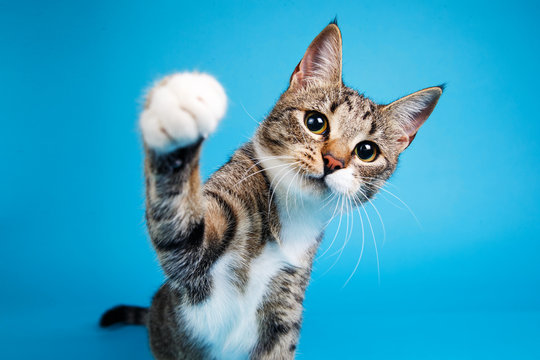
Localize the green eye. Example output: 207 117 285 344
355 141 379 162
304 111 328 135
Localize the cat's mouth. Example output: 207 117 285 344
303 169 358 196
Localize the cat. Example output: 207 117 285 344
100 21 443 360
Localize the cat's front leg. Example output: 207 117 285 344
140 72 227 290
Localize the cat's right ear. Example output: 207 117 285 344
289 23 343 90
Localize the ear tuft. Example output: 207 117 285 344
382 86 443 151
329 16 338 26
289 23 343 90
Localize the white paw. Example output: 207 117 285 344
140 72 227 152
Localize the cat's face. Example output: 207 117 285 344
254 23 442 205
257 85 398 201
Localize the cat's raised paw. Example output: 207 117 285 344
140 72 227 152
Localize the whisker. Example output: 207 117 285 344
257 154 297 160
240 103 261 125
343 194 355 260
356 192 386 246
343 195 365 287
298 171 306 210
285 167 302 220
318 194 344 259
359 193 380 285
235 161 296 187
237 155 295 181
359 178 421 228
357 175 400 190
267 164 300 218
321 192 339 216
322 195 353 275
315 192 341 258
375 187 421 228
321 191 338 210
376 192 408 211
330 194 353 261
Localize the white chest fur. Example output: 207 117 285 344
181 145 328 358
181 211 323 359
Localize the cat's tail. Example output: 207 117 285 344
99 305 148 327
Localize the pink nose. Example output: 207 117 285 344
323 153 344 174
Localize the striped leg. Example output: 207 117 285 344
140 72 227 303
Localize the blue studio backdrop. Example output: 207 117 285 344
1 0 539 359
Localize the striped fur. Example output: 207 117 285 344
101 22 443 359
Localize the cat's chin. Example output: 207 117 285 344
293 170 361 201
324 168 358 195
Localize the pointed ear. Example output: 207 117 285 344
381 86 444 151
289 23 342 90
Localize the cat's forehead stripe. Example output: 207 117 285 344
368 120 378 135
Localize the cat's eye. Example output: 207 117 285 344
304 111 328 135
355 141 379 162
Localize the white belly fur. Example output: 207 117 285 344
181 217 322 359
182 144 328 358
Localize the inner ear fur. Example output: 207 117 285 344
289 24 343 90
381 86 443 151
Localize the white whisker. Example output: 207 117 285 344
238 155 295 180
322 195 352 276
359 178 421 228
376 187 420 228
330 194 353 262
236 161 294 187
356 191 386 246
360 194 380 285
267 163 301 218
285 167 302 220
240 103 262 125
318 194 344 259
342 196 366 287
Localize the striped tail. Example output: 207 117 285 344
99 305 148 327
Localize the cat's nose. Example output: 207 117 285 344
323 153 344 175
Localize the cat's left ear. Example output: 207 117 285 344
381 86 444 152
289 23 342 90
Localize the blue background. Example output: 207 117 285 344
2 0 539 358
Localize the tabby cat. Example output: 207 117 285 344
100 21 443 360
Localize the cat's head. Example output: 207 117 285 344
254 23 442 204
